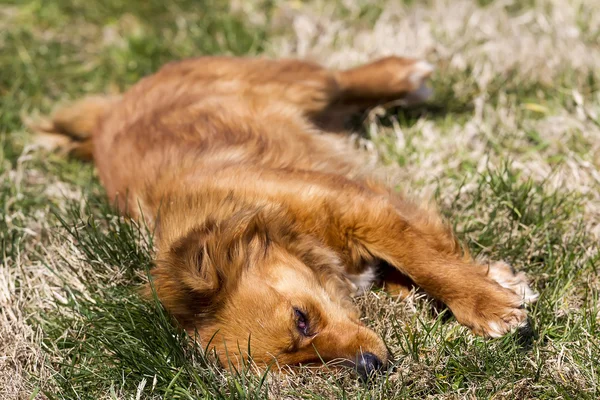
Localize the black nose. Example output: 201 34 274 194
355 352 384 380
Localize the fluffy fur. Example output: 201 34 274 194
35 56 537 375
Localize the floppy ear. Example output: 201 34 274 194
147 211 271 325
149 225 223 323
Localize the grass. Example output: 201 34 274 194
1 0 600 398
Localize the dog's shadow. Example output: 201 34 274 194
356 97 475 137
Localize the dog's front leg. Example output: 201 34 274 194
333 204 537 337
306 180 535 338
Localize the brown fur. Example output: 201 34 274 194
35 56 536 373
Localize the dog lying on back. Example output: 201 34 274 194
36 56 538 378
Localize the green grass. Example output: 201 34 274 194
1 0 599 398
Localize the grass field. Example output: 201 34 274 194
1 0 600 398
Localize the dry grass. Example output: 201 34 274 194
1 0 599 398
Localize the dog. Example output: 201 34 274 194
34 56 538 378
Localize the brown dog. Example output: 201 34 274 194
36 56 538 378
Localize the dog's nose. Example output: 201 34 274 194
355 352 384 379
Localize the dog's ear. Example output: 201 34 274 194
148 226 222 322
147 211 271 324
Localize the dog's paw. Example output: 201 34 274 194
449 263 537 338
400 60 434 105
457 289 530 338
486 261 539 304
407 61 434 89
476 301 530 339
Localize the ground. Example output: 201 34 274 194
1 0 599 398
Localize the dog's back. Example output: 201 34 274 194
94 57 371 215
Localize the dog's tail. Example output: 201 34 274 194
28 95 119 161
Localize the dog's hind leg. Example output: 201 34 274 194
143 56 432 130
28 95 120 160
309 56 434 130
335 56 434 107
264 56 434 115
219 56 433 118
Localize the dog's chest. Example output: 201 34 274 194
347 265 377 295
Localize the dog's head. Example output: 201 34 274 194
150 209 388 377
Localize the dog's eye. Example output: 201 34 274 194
294 308 310 336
